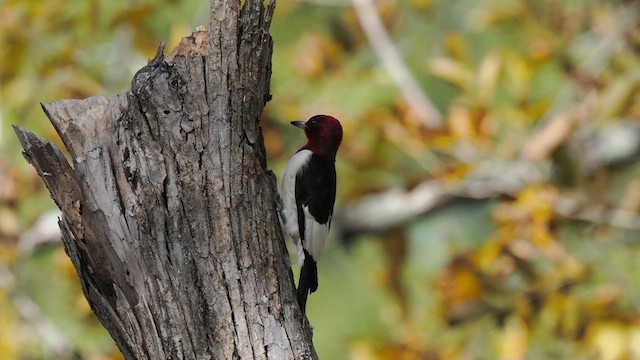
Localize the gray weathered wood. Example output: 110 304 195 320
14 0 318 358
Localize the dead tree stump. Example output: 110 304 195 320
13 0 317 358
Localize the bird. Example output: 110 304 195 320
281 115 343 314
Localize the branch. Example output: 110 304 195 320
334 160 540 237
351 0 442 128
335 138 640 239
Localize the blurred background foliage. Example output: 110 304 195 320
1 0 640 359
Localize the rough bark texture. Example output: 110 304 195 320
14 0 318 358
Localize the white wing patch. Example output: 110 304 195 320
303 206 330 262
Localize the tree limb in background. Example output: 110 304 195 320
351 0 442 129
335 126 640 239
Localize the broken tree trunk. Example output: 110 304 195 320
13 0 318 358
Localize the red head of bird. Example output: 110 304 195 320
291 115 343 160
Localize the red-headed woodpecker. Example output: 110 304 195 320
281 115 343 313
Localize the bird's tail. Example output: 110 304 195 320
297 250 318 314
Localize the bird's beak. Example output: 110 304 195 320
290 121 306 130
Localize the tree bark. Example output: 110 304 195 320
13 0 318 358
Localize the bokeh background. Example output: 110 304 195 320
2 0 640 359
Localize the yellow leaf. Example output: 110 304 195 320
348 340 376 360
597 70 640 120
472 236 504 270
427 57 471 89
516 184 558 225
498 315 528 360
502 52 532 102
586 321 629 360
629 325 640 359
0 242 18 264
476 51 502 105
448 106 474 140
435 255 486 324
443 32 467 61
